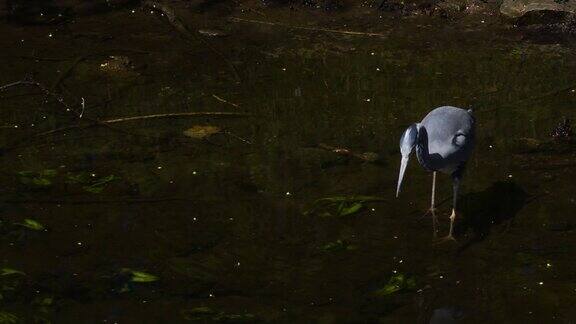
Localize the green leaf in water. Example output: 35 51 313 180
40 297 53 306
338 202 364 216
0 268 25 276
83 185 104 194
39 169 57 177
320 239 355 252
15 219 45 231
17 169 57 188
65 173 91 184
0 312 18 324
121 268 158 282
304 195 384 217
374 273 417 296
83 175 119 193
31 178 52 187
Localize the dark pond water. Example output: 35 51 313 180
1 2 576 323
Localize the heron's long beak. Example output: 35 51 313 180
396 156 409 197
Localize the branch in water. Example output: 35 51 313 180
229 17 389 37
104 112 248 124
37 112 249 136
212 94 241 108
143 0 241 82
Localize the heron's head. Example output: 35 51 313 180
396 123 419 197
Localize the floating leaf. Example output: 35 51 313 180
183 125 221 139
15 219 45 231
339 202 364 216
121 268 158 282
374 273 417 297
0 268 25 276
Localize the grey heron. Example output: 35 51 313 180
396 106 475 241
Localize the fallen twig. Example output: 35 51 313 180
3 196 264 204
144 0 241 82
51 55 89 91
105 112 248 123
3 197 195 204
229 17 389 37
212 94 240 108
0 78 138 137
80 97 86 118
1 79 75 112
223 130 252 144
231 0 266 17
507 84 576 106
3 55 73 62
317 143 380 162
37 112 248 136
0 81 29 91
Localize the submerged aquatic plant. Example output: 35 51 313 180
0 312 18 324
319 239 356 252
181 306 256 322
66 172 119 193
17 169 119 194
0 267 26 305
304 195 385 217
120 268 158 283
81 175 119 193
0 268 25 277
14 219 45 231
17 170 57 188
373 273 417 296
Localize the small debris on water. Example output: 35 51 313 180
183 125 221 139
198 29 229 37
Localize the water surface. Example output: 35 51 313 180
1 4 576 323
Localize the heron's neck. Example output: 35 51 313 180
415 126 435 171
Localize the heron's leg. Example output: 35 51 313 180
424 172 437 214
446 175 461 240
430 172 439 237
431 171 437 211
421 172 439 237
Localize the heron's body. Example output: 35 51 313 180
417 106 475 173
396 106 475 240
